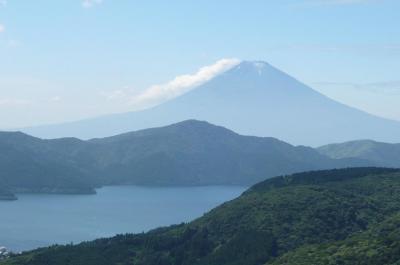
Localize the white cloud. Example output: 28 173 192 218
0 24 5 33
82 0 103 8
129 58 241 109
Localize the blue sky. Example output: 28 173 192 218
0 0 399 128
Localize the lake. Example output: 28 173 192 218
0 186 246 252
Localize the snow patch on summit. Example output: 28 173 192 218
253 62 266 75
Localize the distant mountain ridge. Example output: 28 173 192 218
21 61 400 146
0 120 373 200
0 131 96 198
318 140 400 168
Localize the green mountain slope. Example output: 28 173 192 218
86 120 371 186
0 132 96 199
2 167 400 265
271 213 400 265
0 120 372 199
318 140 400 168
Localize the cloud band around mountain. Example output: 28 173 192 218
128 58 241 109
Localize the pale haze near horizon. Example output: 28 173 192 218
0 0 400 129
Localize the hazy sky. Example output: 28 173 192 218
0 0 399 129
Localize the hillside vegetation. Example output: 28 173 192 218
0 132 96 198
0 120 371 199
319 139 400 168
2 167 400 265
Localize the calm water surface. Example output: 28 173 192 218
0 186 246 252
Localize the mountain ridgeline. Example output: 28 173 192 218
0 120 373 200
3 168 400 265
0 132 95 199
22 61 400 146
318 139 400 168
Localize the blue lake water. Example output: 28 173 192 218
0 186 246 252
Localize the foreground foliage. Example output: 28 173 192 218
271 213 400 265
2 167 400 265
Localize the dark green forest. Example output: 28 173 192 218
3 167 400 265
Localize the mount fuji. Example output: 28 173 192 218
22 61 400 146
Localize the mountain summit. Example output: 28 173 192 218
0 120 372 198
23 61 400 146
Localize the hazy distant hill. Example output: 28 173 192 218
318 140 400 168
0 132 95 199
4 168 400 265
85 120 371 186
0 187 16 201
0 120 372 199
22 61 400 146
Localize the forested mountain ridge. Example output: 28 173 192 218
0 120 373 200
84 120 371 186
319 139 400 168
0 131 96 199
2 167 400 265
271 212 400 265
